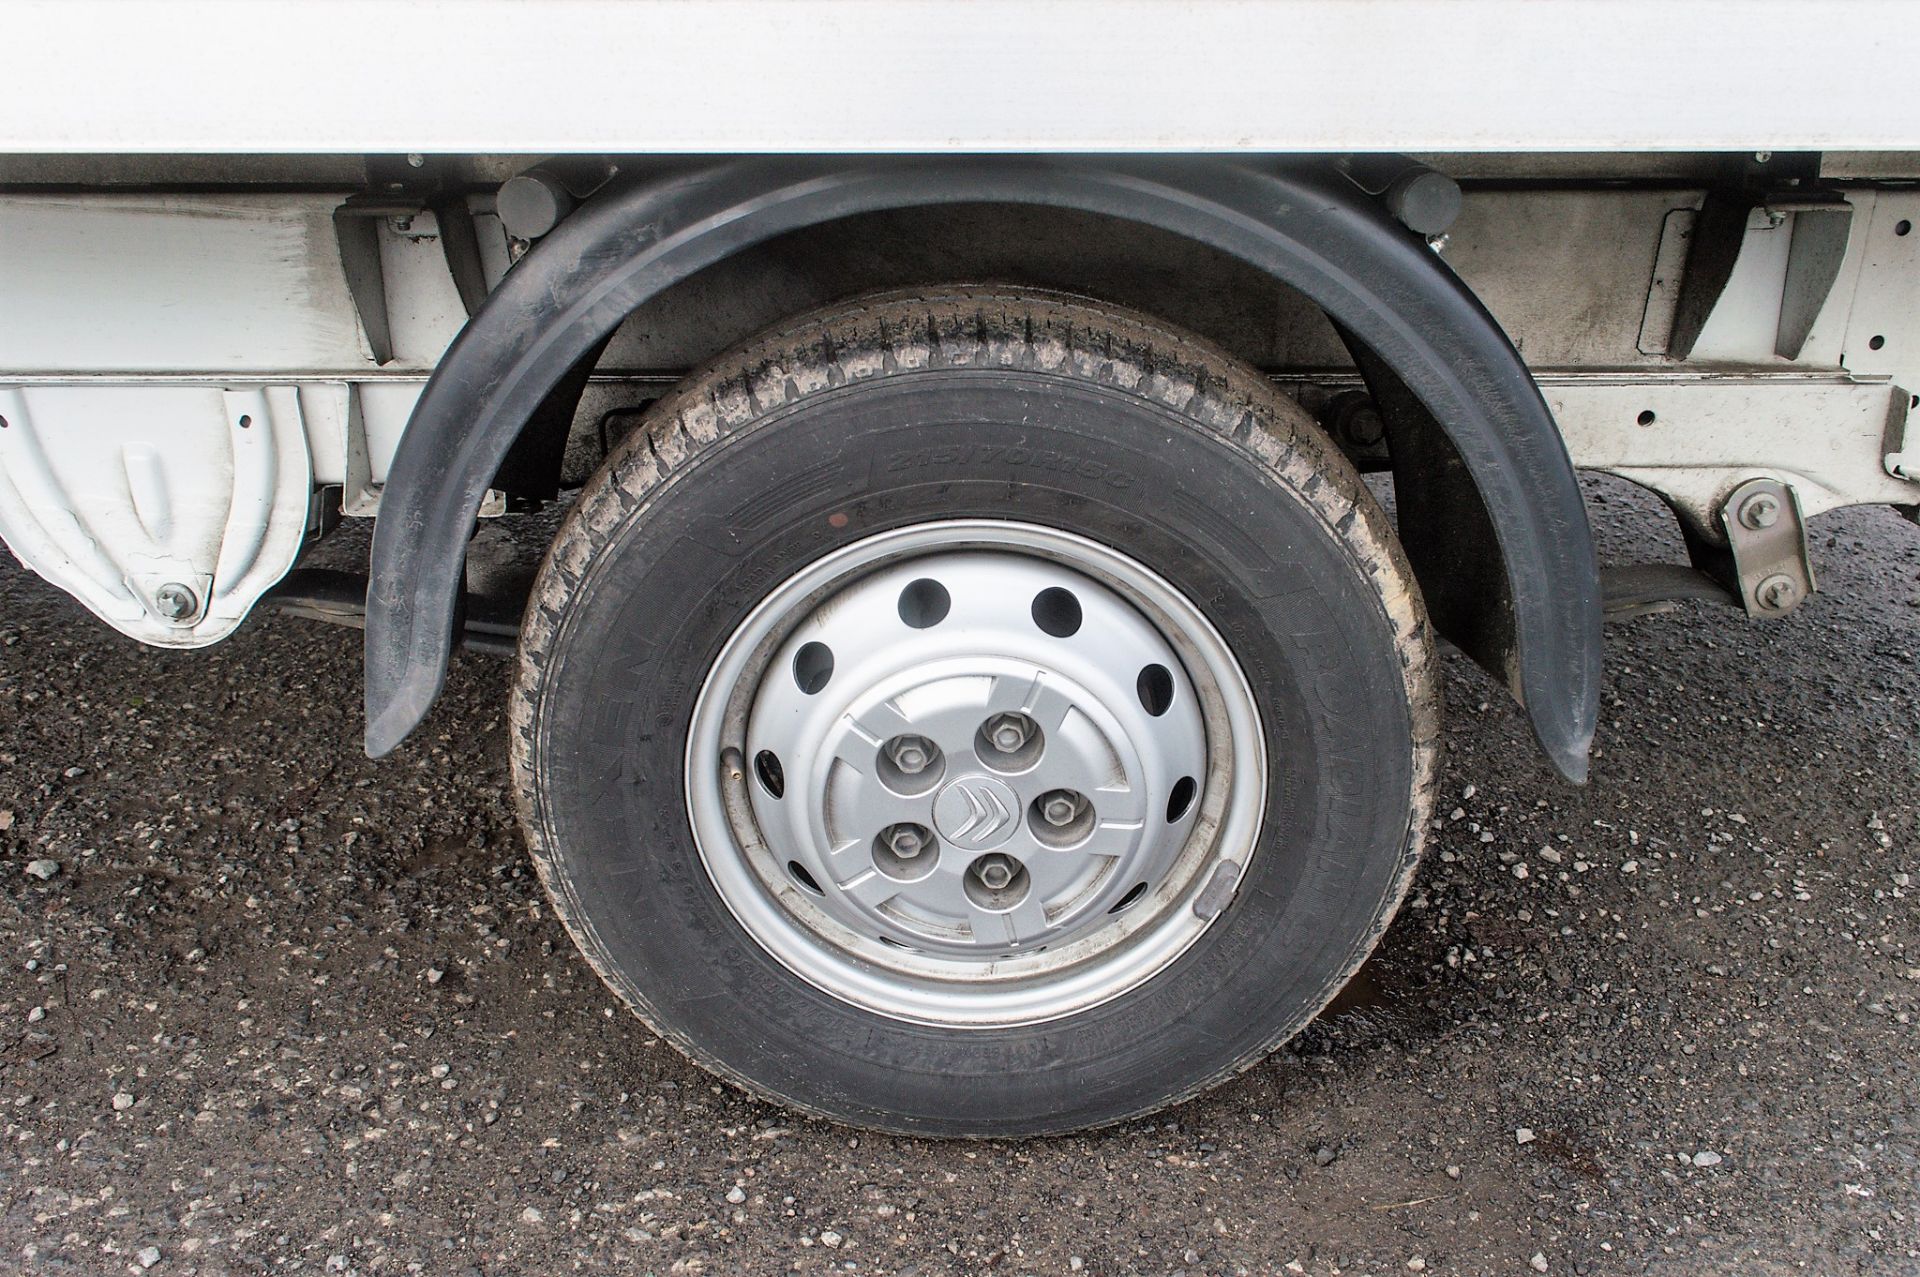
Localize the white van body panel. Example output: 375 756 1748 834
2 0 1919 155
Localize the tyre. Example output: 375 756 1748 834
510 287 1438 1136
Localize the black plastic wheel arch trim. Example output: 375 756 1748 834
363 158 1601 781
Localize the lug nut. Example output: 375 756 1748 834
153 582 199 622
983 712 1034 754
885 735 936 775
972 854 1016 891
1737 492 1781 531
1038 789 1085 827
883 823 929 860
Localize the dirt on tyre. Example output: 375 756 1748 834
510 287 1438 1137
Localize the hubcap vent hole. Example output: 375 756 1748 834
793 642 834 694
897 578 952 628
1137 663 1175 716
787 861 824 895
1109 881 1150 914
1167 775 1197 823
1031 586 1083 637
754 750 786 799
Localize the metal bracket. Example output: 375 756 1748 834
1884 385 1918 482
332 196 420 366
1667 190 1855 362
1717 478 1815 618
1881 382 1920 487
1775 201 1854 359
1668 191 1754 361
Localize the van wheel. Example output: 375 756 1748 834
510 288 1438 1136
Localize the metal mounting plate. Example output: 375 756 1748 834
1718 477 1815 619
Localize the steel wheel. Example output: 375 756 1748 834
686 520 1265 1027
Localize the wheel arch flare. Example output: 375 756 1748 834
364 158 1600 780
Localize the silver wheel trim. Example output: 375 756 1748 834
685 520 1266 1029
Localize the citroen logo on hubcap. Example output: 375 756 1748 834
933 774 1020 850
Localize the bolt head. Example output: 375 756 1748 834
1738 493 1781 530
1345 405 1386 448
153 583 198 622
1756 574 1799 611
887 736 933 775
885 825 926 859
975 856 1014 890
983 712 1032 754
1039 790 1082 827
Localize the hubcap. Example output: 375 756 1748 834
685 521 1266 1027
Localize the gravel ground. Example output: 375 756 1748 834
0 477 1915 1276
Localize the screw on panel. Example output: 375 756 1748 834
153 583 199 622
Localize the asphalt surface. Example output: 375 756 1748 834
0 476 1916 1276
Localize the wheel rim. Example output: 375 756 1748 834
685 520 1266 1028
